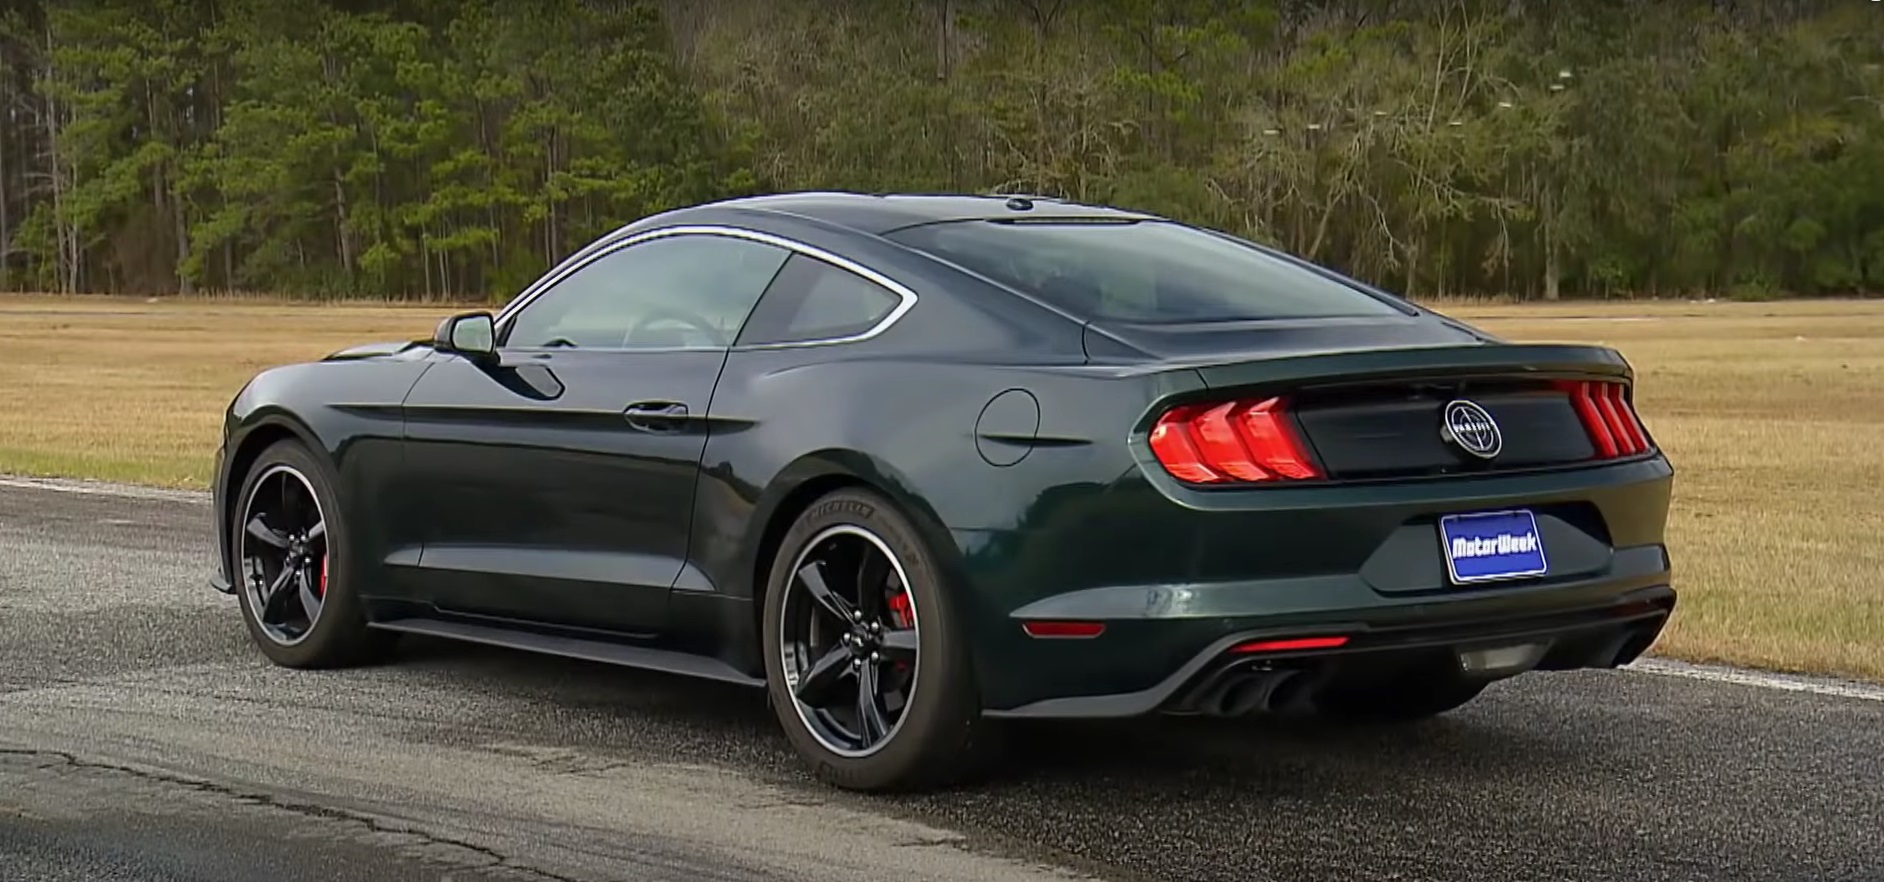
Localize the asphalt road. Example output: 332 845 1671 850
3 480 1881 882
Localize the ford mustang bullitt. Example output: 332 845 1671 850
208 192 1676 791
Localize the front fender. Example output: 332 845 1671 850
210 358 435 599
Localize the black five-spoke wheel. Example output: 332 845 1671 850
238 463 329 646
779 524 922 758
231 439 391 669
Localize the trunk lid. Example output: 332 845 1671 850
1115 319 1640 482
1184 340 1633 392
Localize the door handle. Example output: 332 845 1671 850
623 401 688 433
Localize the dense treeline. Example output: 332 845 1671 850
0 0 1879 301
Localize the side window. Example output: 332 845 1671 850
736 254 906 346
502 234 790 350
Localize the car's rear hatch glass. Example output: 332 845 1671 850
884 217 1414 324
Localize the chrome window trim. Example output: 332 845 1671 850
493 224 919 352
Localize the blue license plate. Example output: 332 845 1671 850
1438 509 1549 584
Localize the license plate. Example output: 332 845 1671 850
1438 509 1549 584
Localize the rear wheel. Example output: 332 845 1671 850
1312 672 1487 723
230 439 390 668
760 488 996 792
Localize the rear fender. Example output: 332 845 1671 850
747 449 959 586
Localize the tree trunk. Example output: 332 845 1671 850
1542 186 1560 301
333 168 352 279
1543 241 1561 301
174 185 193 294
0 87 9 291
45 30 77 294
937 0 955 189
544 126 560 261
1307 193 1342 261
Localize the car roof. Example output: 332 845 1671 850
655 191 1159 236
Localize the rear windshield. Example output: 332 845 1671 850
885 219 1407 324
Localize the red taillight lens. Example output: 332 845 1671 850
1190 401 1272 482
1148 405 1225 483
1606 383 1652 453
1557 380 1652 459
1237 398 1320 479
1148 396 1322 484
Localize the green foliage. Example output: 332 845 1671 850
0 0 1878 300
677 0 1884 301
1 0 739 298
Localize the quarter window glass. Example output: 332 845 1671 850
737 255 903 346
503 234 790 349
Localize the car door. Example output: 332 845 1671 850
680 251 918 610
396 229 792 635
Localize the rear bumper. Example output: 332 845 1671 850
955 452 1675 712
969 539 1674 713
986 583 1674 718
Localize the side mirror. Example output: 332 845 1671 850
434 311 496 362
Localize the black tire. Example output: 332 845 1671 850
1312 673 1487 723
760 488 999 792
229 438 392 669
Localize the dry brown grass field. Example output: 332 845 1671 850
2 293 1880 682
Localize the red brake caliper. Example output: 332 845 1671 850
886 590 914 673
318 554 329 598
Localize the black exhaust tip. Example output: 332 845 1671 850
1206 669 1308 717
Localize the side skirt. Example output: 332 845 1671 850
369 617 767 688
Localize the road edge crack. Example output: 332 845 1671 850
0 746 583 882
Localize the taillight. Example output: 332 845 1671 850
1148 396 1321 484
1557 380 1653 458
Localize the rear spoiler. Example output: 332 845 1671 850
1177 343 1635 391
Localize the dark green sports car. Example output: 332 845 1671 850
208 192 1675 792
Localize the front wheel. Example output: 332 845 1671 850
229 438 391 669
760 488 997 792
